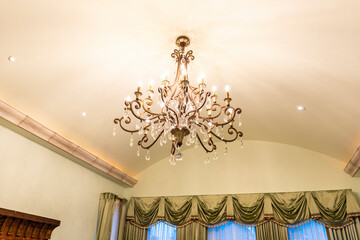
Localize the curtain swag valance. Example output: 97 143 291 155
126 189 360 229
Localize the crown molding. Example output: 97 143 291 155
344 146 360 176
0 99 137 187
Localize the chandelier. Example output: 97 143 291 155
114 36 243 165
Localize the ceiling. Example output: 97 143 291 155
1 0 360 176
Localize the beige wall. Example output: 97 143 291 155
124 140 360 203
0 123 126 240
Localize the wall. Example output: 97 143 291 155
124 140 360 203
0 123 126 240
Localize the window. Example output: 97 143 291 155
288 220 328 240
208 221 256 240
110 199 121 240
147 221 177 240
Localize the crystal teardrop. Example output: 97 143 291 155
145 150 151 161
129 134 134 147
213 151 218 160
136 146 140 157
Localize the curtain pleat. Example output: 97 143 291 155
124 222 147 240
326 218 360 240
176 222 207 240
256 221 289 240
96 193 117 240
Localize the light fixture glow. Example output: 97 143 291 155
297 106 305 111
8 56 16 62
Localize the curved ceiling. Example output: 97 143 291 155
1 0 360 176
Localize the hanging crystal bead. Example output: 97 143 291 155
169 155 176 165
224 143 228 156
136 146 140 157
194 138 199 148
206 98 212 108
240 137 244 149
215 127 220 136
112 126 116 136
213 151 218 160
175 152 183 161
129 134 134 147
204 154 210 164
145 150 151 161
238 114 242 127
220 127 224 140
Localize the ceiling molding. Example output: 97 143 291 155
344 147 360 176
0 99 137 187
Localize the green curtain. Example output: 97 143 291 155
124 222 147 240
117 199 128 240
96 193 117 240
256 221 289 240
326 218 360 240
177 222 207 240
126 189 360 227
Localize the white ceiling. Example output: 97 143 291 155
1 0 360 176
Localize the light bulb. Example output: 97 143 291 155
225 85 230 92
125 96 131 102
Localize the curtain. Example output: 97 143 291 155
117 199 128 240
124 222 147 240
177 222 207 240
256 221 289 240
147 222 177 240
326 218 360 240
96 193 117 240
288 221 327 240
208 222 256 240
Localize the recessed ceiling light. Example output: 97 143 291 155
82 112 87 117
297 106 305 111
8 56 16 62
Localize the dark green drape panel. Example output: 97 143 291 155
326 218 360 240
256 221 289 240
197 195 228 225
233 194 264 224
165 196 192 225
96 193 117 240
270 192 310 224
117 199 128 240
124 222 147 240
176 222 207 240
312 190 349 226
134 197 161 226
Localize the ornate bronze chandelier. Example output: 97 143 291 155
114 36 243 165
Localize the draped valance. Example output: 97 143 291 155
126 189 360 228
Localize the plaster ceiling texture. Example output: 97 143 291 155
1 0 360 176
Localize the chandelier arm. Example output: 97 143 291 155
128 101 147 121
114 117 139 133
138 130 164 150
210 126 243 143
196 133 215 153
212 107 242 126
